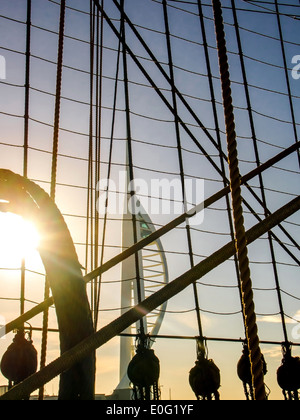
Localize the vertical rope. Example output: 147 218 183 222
274 0 300 169
50 0 66 202
120 0 145 340
212 0 266 400
86 0 95 316
162 0 204 343
94 34 122 330
23 0 31 180
231 0 288 345
196 0 245 334
92 0 104 328
39 0 66 400
20 0 32 324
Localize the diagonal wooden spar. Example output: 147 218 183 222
1 195 299 400
0 141 299 340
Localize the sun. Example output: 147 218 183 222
0 212 40 268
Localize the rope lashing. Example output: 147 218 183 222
212 0 266 400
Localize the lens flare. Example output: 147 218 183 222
0 212 40 267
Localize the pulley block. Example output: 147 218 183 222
127 346 160 388
1 330 38 385
277 344 300 400
189 355 221 400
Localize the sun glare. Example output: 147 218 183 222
0 212 40 267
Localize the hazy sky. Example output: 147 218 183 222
0 0 299 400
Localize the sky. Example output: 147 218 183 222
0 0 299 400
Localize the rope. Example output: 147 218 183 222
120 0 145 339
162 0 204 343
50 0 66 202
23 0 31 180
231 0 288 344
20 0 32 329
94 26 122 330
39 0 66 400
197 0 245 338
87 0 95 325
274 0 300 169
93 0 104 328
212 0 266 400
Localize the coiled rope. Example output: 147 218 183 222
212 0 266 400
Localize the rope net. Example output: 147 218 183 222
0 0 299 399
